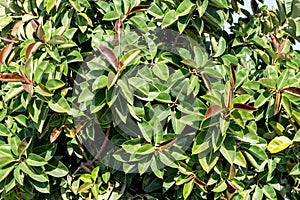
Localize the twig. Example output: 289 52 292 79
91 128 111 163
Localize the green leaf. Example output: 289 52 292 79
276 69 289 89
262 184 277 200
290 162 300 175
26 153 47 167
220 136 236 165
212 180 227 192
49 95 71 113
183 180 194 199
103 11 120 21
45 158 69 178
45 0 55 13
162 10 178 28
233 151 247 168
45 79 65 91
213 36 226 57
194 46 208 68
176 0 195 17
92 75 108 91
0 164 16 182
198 151 219 173
28 178 50 193
0 124 10 136
267 136 292 154
252 186 263 200
293 130 300 142
19 162 48 182
136 144 154 155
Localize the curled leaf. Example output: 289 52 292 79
37 24 46 43
274 91 282 115
233 103 257 112
281 87 300 98
193 177 207 187
276 36 288 61
269 33 280 52
129 5 150 15
22 84 34 95
98 46 118 71
11 21 24 36
0 43 13 64
26 42 42 59
251 0 258 15
30 20 39 32
205 104 223 119
0 73 26 82
74 119 89 136
50 126 63 143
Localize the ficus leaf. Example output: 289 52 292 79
205 104 223 119
233 103 257 112
0 73 26 82
281 87 300 98
274 91 282 115
98 46 118 71
0 43 13 64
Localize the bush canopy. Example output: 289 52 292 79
1 0 300 199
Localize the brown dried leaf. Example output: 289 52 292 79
274 91 282 115
30 20 39 32
228 165 236 180
22 84 34 95
50 126 63 143
129 5 150 15
193 178 207 187
276 36 288 61
0 73 26 82
157 138 178 151
37 24 46 43
227 180 240 191
98 46 118 71
26 42 42 59
281 87 300 98
270 33 280 52
251 0 258 15
0 43 13 64
233 103 257 112
11 21 24 36
74 119 89 136
205 104 223 119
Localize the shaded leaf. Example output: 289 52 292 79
98 46 117 71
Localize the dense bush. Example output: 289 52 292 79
1 0 300 199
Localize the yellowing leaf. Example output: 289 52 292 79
267 136 292 154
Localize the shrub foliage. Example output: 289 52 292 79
1 0 300 199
